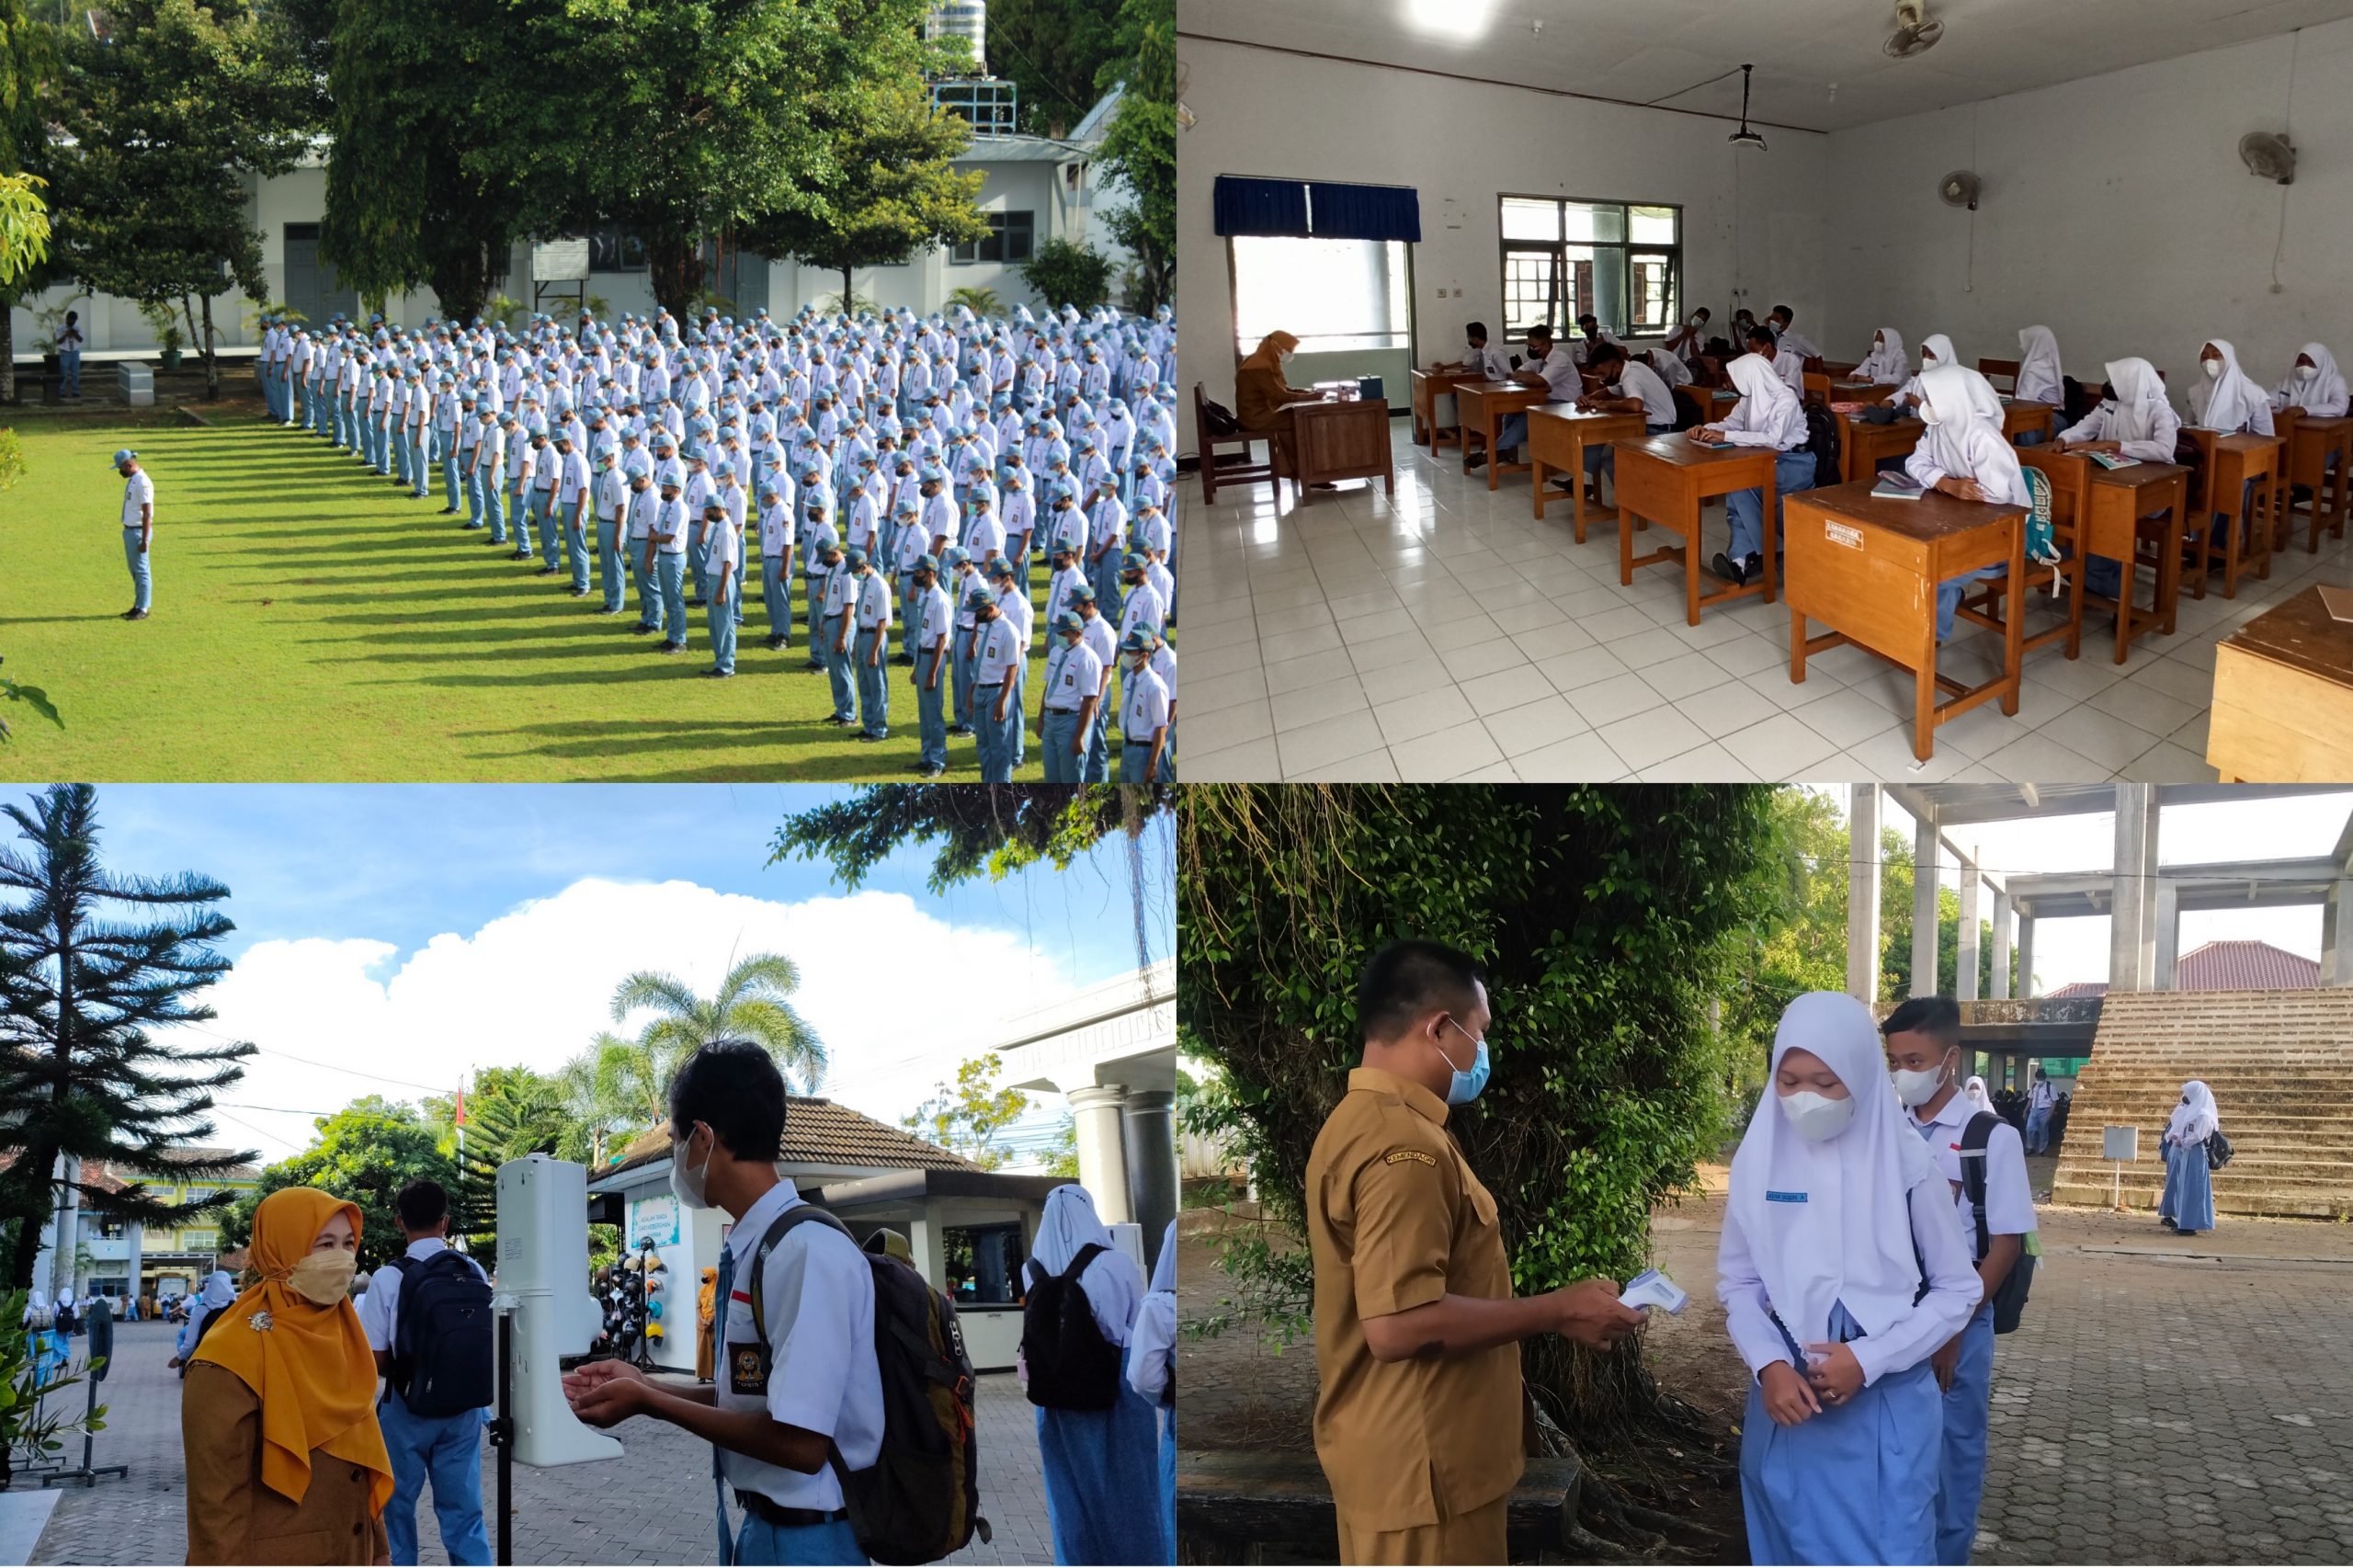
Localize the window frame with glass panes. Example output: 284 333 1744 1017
1496 197 1681 343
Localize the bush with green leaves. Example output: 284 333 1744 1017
1017 238 1115 312
1177 783 1788 1432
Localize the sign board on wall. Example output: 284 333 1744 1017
631 1193 679 1248
531 237 591 283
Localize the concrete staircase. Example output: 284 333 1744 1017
2049 988 2353 1220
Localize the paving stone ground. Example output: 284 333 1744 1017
28 1323 1055 1565
1181 1197 2353 1564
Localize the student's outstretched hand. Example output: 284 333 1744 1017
1802 1342 1865 1406
563 1358 648 1427
1549 1278 1647 1348
1758 1361 1820 1426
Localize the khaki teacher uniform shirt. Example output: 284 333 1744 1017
1306 1066 1522 1534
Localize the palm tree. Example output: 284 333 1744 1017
945 285 1004 317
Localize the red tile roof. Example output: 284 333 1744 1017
608 1096 978 1176
2042 939 2320 998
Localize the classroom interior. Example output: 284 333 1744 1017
1176 0 2353 784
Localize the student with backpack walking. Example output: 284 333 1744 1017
1882 997 2038 1567
1125 1221 1178 1555
358 1179 494 1566
1020 1185 1169 1566
563 1041 890 1566
168 1269 239 1374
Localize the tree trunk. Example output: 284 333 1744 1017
5 1146 53 1289
200 294 219 400
1 299 14 405
840 266 854 314
647 235 703 321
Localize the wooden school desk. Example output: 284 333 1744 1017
2274 410 2352 553
1527 403 1648 535
2177 428 2283 599
1411 368 1477 452
1455 381 1545 491
1837 413 1925 484
2022 450 2190 665
1612 434 1778 626
1783 480 2027 762
2210 587 2353 780
1287 398 1394 506
2000 399 2056 445
1830 379 1894 406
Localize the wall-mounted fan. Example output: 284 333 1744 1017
1886 0 1944 59
1938 170 1981 210
2239 131 2295 185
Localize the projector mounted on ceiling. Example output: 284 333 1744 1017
1885 0 1944 59
2239 131 2296 185
1728 63 1767 151
1938 170 1981 210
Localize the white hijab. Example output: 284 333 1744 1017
2275 342 2349 416
1127 1220 1177 1403
1031 1184 1144 1346
198 1268 237 1311
1962 1076 1993 1115
1917 334 1957 374
1859 328 1909 383
2017 326 2063 398
1916 365 2029 507
2166 1080 2219 1145
1728 352 1806 448
1727 993 1947 1348
2192 339 2268 435
2105 358 2171 446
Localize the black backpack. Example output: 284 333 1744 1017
745 1205 989 1565
388 1249 495 1417
1020 1244 1123 1412
2205 1129 2234 1170
1801 403 1840 485
1959 1112 2035 1334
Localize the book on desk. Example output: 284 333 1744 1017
2088 451 2143 471
1870 472 1926 501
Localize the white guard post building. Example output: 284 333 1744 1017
585 1096 1070 1374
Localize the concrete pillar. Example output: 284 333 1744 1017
1956 853 1982 1002
2017 913 2037 998
906 1211 950 1296
1990 890 2014 1001
125 1221 143 1312
1912 813 1940 997
2140 790 2164 987
1120 1088 1178 1275
2329 881 2353 985
2154 880 2181 990
1068 1085 1133 1225
1847 784 1882 1004
50 1153 80 1302
2109 786 2151 993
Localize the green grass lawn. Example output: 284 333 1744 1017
1 404 1154 780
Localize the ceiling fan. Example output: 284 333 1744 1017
1886 0 1944 59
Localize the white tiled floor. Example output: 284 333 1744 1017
1180 424 2353 782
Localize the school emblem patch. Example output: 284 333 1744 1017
729 1343 764 1394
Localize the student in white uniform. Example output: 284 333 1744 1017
1482 323 1581 469
1894 334 1958 411
2188 338 2276 569
116 449 155 619
1435 322 1512 383
1904 365 2032 643
2013 326 2065 417
564 1040 882 1567
1854 328 1909 385
1766 305 1820 361
1117 628 1171 783
1566 342 1677 504
2271 342 2350 418
1881 997 2036 1568
1746 323 1806 397
1663 306 1712 364
2053 357 2181 604
1699 354 1813 589
1641 347 1693 390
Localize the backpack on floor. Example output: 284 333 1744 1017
1960 1111 2035 1335
1020 1244 1124 1411
389 1249 495 1416
746 1205 989 1565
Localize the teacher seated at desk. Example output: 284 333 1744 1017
1473 322 1582 471
1233 330 1337 486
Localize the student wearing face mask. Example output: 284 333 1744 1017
1854 328 1910 386
1233 331 1328 479
1905 365 2033 642
564 1040 882 1566
2271 342 2350 418
1306 940 1646 1566
2158 1080 2220 1238
1701 352 1814 589
182 1187 395 1565
1663 306 1712 364
1881 997 2036 1568
2187 339 2275 570
1893 333 1957 411
1433 322 1511 383
2053 357 2182 601
1718 993 1982 1568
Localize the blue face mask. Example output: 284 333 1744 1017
1438 1017 1492 1106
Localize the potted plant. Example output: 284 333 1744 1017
142 301 186 372
0 1289 105 1492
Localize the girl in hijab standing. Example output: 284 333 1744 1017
1719 993 1983 1567
1962 1076 1995 1117
1701 352 1814 588
171 1269 240 1373
1856 328 1910 385
1907 365 2033 642
183 1187 393 1565
1026 1185 1169 1566
2159 1081 2220 1237
1126 1221 1178 1553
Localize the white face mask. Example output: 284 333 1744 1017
1892 1050 1953 1108
2296 364 2317 381
669 1125 713 1210
1779 1089 1855 1142
2202 358 2222 380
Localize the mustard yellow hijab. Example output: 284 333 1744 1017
192 1187 393 1513
1239 331 1299 371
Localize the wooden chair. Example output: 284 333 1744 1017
1960 460 2082 659
1802 371 1833 406
1194 381 1279 505
1978 357 2019 393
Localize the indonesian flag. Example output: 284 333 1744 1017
453 1087 467 1127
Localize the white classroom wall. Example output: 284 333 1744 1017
1176 36 1833 411
1821 18 2353 397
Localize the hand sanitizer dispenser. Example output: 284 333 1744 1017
495 1154 623 1467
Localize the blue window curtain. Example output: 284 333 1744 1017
1306 182 1422 243
1213 176 1311 237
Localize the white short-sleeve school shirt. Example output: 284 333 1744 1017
1912 1091 2038 1253
714 1184 883 1512
1122 665 1170 741
121 469 155 529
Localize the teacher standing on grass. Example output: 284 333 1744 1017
1306 939 1646 1566
116 449 153 620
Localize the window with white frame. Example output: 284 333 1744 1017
1229 234 1412 356
1497 197 1681 340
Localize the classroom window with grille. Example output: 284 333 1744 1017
951 210 1036 265
1497 198 1681 340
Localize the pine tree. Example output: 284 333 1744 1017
0 784 256 1290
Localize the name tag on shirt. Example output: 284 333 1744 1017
1766 1190 1808 1204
